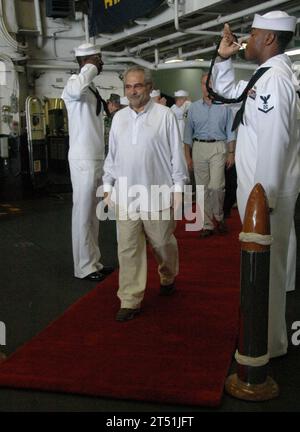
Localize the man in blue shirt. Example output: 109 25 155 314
184 73 236 237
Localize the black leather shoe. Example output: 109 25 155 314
216 220 228 234
160 282 176 296
100 266 114 276
84 271 106 282
115 308 140 322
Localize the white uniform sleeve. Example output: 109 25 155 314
62 64 98 101
168 111 189 190
254 74 294 209
212 58 248 100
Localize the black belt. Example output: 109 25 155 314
194 139 216 143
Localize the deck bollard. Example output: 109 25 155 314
225 183 279 401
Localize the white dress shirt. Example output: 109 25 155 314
103 99 188 212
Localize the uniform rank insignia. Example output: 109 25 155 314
258 94 274 113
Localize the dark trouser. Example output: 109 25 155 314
223 165 237 218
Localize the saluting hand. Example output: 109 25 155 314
218 24 240 59
86 54 103 75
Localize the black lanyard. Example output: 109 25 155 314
206 40 270 131
88 86 104 116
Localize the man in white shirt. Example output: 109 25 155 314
212 11 300 358
103 66 188 322
171 90 191 140
62 43 113 282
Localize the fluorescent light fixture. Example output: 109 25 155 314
164 58 184 63
285 48 300 56
196 58 204 62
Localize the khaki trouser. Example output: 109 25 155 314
117 209 178 309
192 141 226 230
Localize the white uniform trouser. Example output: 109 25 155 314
69 159 104 278
116 209 178 309
286 222 296 292
192 141 226 230
237 184 298 358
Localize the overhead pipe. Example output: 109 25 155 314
101 0 291 57
105 56 256 71
157 4 300 64
174 0 244 37
105 56 154 69
27 63 126 71
156 14 257 56
0 0 28 51
156 60 256 71
34 0 43 48
154 48 159 67
164 45 216 62
52 26 72 58
84 14 90 42
26 57 256 72
102 0 295 71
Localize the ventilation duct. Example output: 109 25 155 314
45 0 75 18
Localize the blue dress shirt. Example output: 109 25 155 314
183 99 235 146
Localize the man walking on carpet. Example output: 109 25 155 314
103 65 188 322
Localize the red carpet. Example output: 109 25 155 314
0 211 241 407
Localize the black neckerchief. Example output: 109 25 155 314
88 86 110 117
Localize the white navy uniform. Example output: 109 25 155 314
170 101 191 140
62 63 105 278
212 54 300 357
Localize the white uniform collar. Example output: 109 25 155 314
257 54 300 93
259 53 292 69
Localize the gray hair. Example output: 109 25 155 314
123 65 153 86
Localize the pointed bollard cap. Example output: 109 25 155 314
241 183 270 252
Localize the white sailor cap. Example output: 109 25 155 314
120 96 129 106
74 43 101 57
252 11 297 33
150 89 161 98
174 90 189 97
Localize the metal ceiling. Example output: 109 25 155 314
95 0 300 71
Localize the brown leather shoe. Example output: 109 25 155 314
200 229 214 238
115 308 140 322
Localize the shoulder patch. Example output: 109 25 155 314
258 94 274 113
